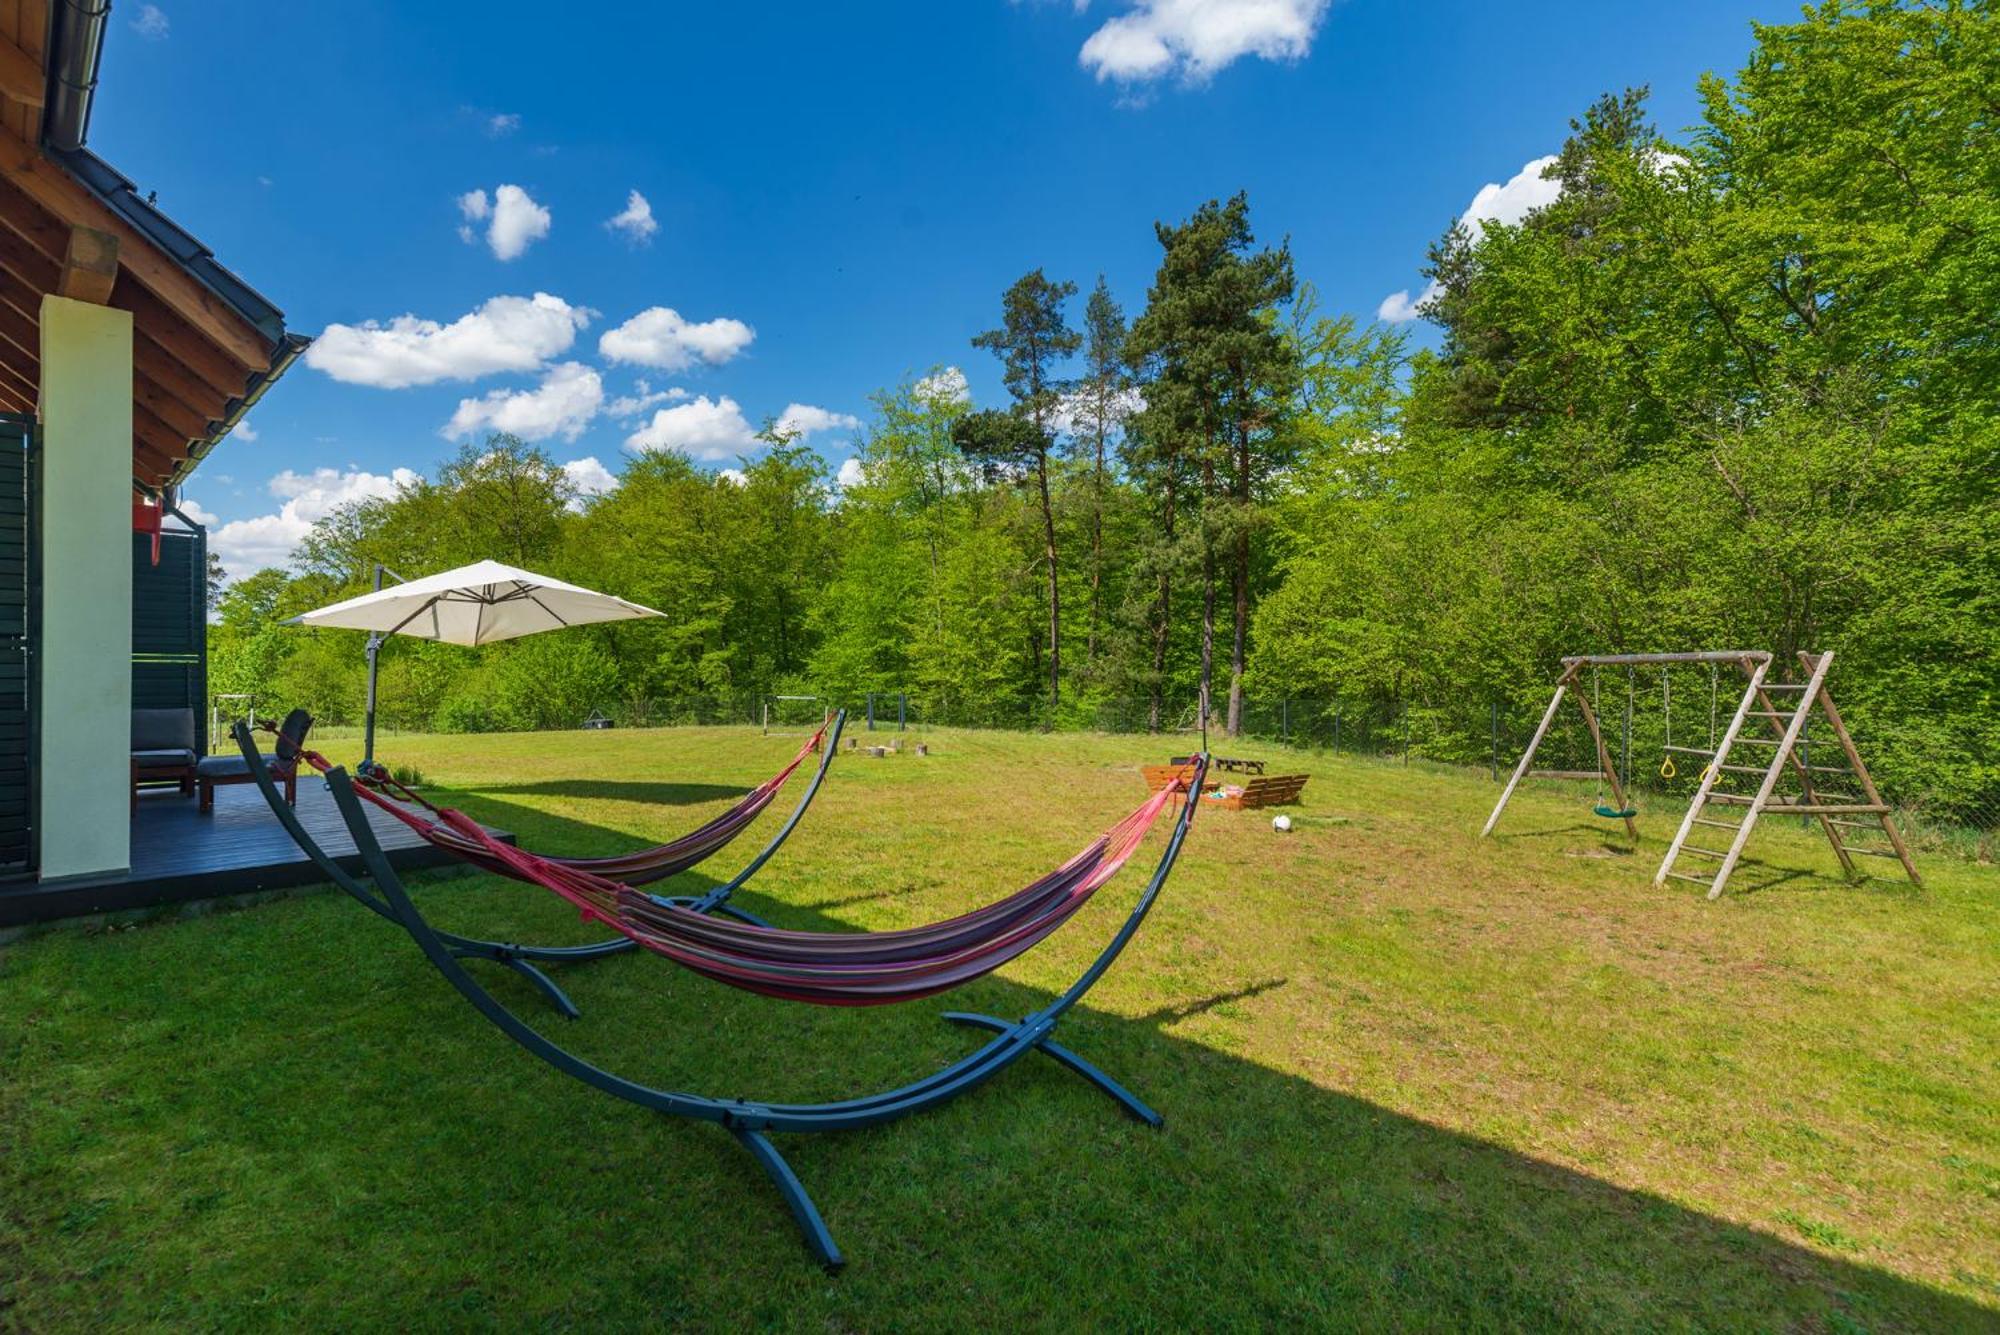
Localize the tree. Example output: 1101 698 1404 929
204 550 226 612
967 269 1080 721
1128 194 1296 736
1073 276 1131 672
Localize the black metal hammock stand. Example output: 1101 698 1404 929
235 722 1207 1269
245 711 848 1020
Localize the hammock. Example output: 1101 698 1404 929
236 722 1208 1269
425 774 1181 1005
296 714 838 888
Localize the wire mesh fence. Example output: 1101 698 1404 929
228 682 1997 863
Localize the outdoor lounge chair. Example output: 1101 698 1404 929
130 707 198 812
196 708 311 813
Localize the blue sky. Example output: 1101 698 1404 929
94 0 1786 578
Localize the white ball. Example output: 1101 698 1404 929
1272 814 1293 833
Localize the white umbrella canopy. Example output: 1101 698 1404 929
286 559 662 646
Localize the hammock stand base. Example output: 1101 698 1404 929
231 714 845 1020
257 736 1202 1270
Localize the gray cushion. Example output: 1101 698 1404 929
132 747 196 769
132 708 197 752
195 755 252 780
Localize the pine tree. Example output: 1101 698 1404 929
963 270 1080 720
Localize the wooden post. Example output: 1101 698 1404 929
1700 651 1837 898
1750 679 1856 878
1481 673 1572 838
1797 652 1920 887
1655 656 1768 886
1571 680 1638 841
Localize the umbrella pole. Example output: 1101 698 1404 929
362 563 386 770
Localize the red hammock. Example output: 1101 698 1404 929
303 720 831 888
415 776 1188 1006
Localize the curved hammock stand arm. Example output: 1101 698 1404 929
229 713 849 1018
320 753 1208 1271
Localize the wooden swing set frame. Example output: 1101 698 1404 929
1482 650 1920 898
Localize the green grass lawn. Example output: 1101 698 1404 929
3 726 1996 1329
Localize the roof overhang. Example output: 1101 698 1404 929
0 1 306 495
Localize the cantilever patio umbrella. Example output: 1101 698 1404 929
286 559 662 767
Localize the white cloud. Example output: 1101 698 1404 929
605 190 659 244
717 468 747 487
444 362 604 442
562 456 620 508
774 403 862 440
599 306 755 371
456 188 490 244
1049 385 1144 436
1459 155 1561 233
305 293 593 388
1378 155 1562 323
456 184 550 259
835 457 865 489
229 417 258 443
131 4 169 39
209 468 418 581
606 379 690 419
624 395 759 461
175 496 218 527
487 112 521 136
915 366 971 405
1079 0 1329 85
490 184 552 260
1376 288 1428 323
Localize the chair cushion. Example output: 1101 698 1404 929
195 755 252 780
132 748 196 769
132 707 197 752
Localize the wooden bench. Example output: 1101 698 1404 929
1207 774 1309 810
1140 764 1309 810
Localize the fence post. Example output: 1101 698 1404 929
898 692 907 730
1333 707 1341 755
1491 699 1499 782
866 692 875 731
1281 698 1289 745
1402 700 1410 766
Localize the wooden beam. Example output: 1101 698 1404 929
133 400 193 465
0 190 58 293
132 328 225 425
132 436 178 486
0 349 35 405
0 35 45 110
0 170 70 266
57 225 118 304
134 368 211 439
0 123 272 370
110 279 251 403
0 285 39 373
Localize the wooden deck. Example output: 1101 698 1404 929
0 780 505 928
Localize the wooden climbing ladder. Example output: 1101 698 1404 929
1654 650 1920 899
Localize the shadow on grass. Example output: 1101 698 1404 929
0 788 1986 1329
468 779 751 806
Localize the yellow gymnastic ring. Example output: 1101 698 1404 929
1659 754 1677 780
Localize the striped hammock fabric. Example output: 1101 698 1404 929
418 777 1189 1006
306 721 830 888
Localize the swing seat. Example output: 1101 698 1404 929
1593 803 1638 820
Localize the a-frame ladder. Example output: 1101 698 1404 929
1654 651 1921 898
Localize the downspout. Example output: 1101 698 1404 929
46 0 112 152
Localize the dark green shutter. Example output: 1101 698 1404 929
0 417 30 877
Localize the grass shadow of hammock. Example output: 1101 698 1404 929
190 790 1988 1329
466 779 752 806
